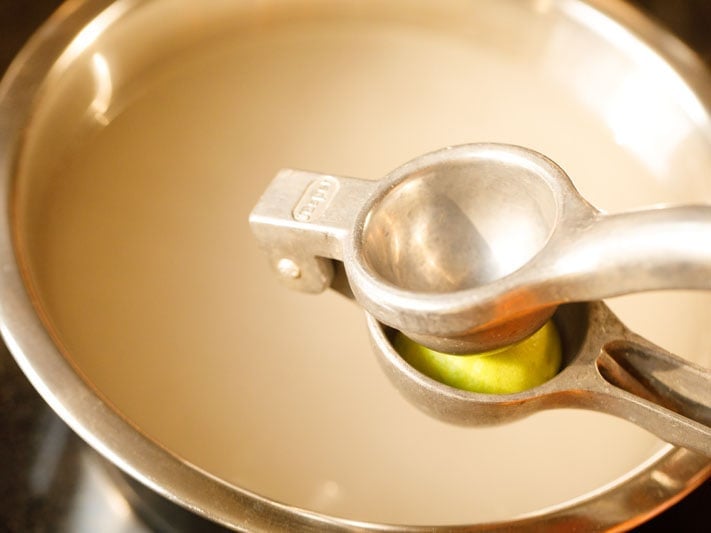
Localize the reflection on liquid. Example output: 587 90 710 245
546 1 709 178
604 72 689 174
91 53 112 126
532 0 555 14
564 1 707 123
55 2 129 73
309 480 343 510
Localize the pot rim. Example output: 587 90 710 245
0 0 709 530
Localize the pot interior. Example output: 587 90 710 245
11 0 711 525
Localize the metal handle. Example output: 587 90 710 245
249 170 377 293
580 337 711 456
539 205 711 301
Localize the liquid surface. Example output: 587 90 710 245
15 0 711 525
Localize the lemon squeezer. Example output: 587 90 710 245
249 143 711 456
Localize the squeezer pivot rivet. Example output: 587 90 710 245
277 258 302 280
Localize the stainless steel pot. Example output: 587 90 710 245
1 0 710 530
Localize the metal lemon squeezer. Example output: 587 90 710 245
249 144 711 456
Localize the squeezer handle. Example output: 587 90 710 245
250 169 376 293
583 337 711 456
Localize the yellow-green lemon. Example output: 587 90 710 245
393 321 562 394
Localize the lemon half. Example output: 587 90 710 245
393 321 562 394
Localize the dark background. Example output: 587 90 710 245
0 0 709 531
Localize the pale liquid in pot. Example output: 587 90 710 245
18 4 711 525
